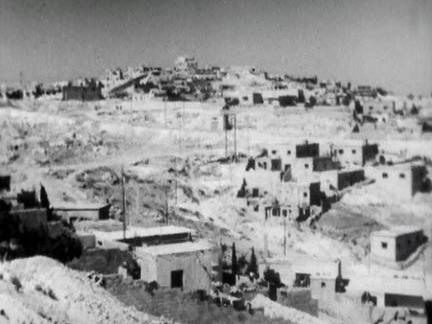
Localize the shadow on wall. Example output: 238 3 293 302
425 300 431 324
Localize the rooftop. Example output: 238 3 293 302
372 226 423 238
345 275 426 297
52 203 110 210
91 225 193 242
136 240 214 256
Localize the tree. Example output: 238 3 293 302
40 184 54 220
231 243 238 277
246 247 259 279
40 184 50 209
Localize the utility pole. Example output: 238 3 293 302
121 166 126 239
283 217 287 257
164 183 169 224
233 113 237 162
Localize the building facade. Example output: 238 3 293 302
370 227 425 262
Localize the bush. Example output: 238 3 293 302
10 276 22 292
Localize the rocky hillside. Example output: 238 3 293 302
0 256 169 324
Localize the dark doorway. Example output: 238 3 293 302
171 270 183 289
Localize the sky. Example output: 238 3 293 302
0 0 431 95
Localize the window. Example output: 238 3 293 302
399 173 405 179
287 150 291 155
381 242 388 249
305 164 309 169
303 192 308 197
382 172 388 179
321 282 326 288
338 149 344 154
263 162 267 169
272 150 277 155
352 149 356 154
272 208 280 217
171 270 183 288
282 209 287 217
242 96 248 101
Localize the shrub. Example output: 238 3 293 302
10 276 22 292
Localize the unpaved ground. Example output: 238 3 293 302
1 98 432 272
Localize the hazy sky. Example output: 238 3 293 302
1 0 431 94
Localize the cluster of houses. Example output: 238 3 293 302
4 56 429 119
240 138 429 225
239 140 380 224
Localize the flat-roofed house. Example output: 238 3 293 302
345 275 427 317
53 203 111 223
319 168 365 191
278 181 321 207
370 163 427 200
136 240 216 292
332 141 378 166
370 226 425 263
92 225 194 250
264 202 310 223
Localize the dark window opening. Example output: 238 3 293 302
252 188 259 198
263 162 267 169
287 150 291 155
382 173 388 179
272 208 280 217
305 164 309 169
338 149 344 154
272 150 277 155
303 192 308 197
171 270 183 289
352 149 356 154
271 159 282 171
282 209 287 217
381 242 388 249
399 173 405 179
321 282 326 288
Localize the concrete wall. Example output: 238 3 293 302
395 231 424 261
333 145 364 166
370 235 397 262
371 230 423 262
337 169 365 190
310 278 336 301
291 157 314 180
373 167 417 199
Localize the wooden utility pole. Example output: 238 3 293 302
164 184 169 224
233 114 237 162
225 126 228 158
121 166 126 239
283 217 287 257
